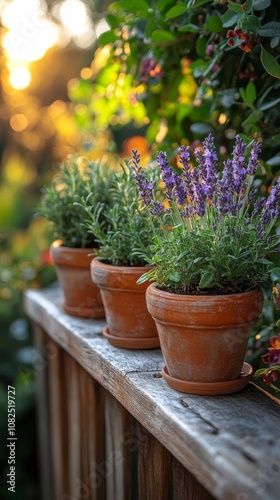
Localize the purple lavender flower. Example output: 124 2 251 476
257 223 265 238
195 134 218 200
246 140 262 176
267 236 273 245
248 188 258 204
178 145 194 201
131 149 154 206
217 159 235 215
192 165 207 217
232 135 247 196
156 151 175 203
251 197 266 218
173 171 187 205
261 178 280 225
150 201 165 216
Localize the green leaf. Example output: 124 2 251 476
151 29 176 42
245 82 257 104
239 87 247 102
245 0 253 12
271 133 280 144
258 22 280 38
98 30 117 46
258 258 273 265
227 2 243 15
241 15 261 31
221 10 239 28
196 36 207 57
116 0 149 16
254 368 269 378
170 272 181 283
158 0 174 11
270 36 280 49
259 96 280 111
190 122 214 135
241 112 260 127
235 262 250 274
207 15 223 32
105 13 123 30
199 271 215 289
266 155 280 166
260 47 280 78
146 20 157 37
191 0 212 7
179 23 200 33
253 0 271 10
271 268 280 281
165 4 187 19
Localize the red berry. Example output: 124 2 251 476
226 29 236 38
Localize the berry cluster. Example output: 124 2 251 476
226 29 253 53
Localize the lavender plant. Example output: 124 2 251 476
132 135 280 294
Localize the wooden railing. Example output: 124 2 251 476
24 284 280 500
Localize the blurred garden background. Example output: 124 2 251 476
0 0 280 498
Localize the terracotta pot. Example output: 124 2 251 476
146 283 263 393
90 258 159 349
50 241 104 318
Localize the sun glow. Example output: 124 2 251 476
2 0 58 63
9 67 32 90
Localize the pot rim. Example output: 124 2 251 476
50 240 96 254
91 256 152 274
146 281 262 302
50 240 97 267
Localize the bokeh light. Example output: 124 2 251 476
9 67 32 89
2 0 58 63
10 114 28 131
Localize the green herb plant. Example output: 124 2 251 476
37 155 114 248
78 162 161 266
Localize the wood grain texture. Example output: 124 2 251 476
33 324 53 500
137 422 172 500
78 366 106 500
25 286 280 500
47 338 69 499
104 391 136 500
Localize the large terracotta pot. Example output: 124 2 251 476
90 258 159 349
146 283 264 394
50 241 104 318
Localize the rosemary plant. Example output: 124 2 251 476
79 162 161 266
37 155 114 248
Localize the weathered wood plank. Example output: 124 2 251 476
33 324 53 500
24 286 280 500
171 455 215 500
65 353 82 497
104 391 136 500
79 365 106 500
137 422 172 500
47 338 69 499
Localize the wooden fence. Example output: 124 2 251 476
24 285 280 500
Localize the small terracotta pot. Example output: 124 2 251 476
90 258 159 349
50 241 104 318
146 283 263 391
